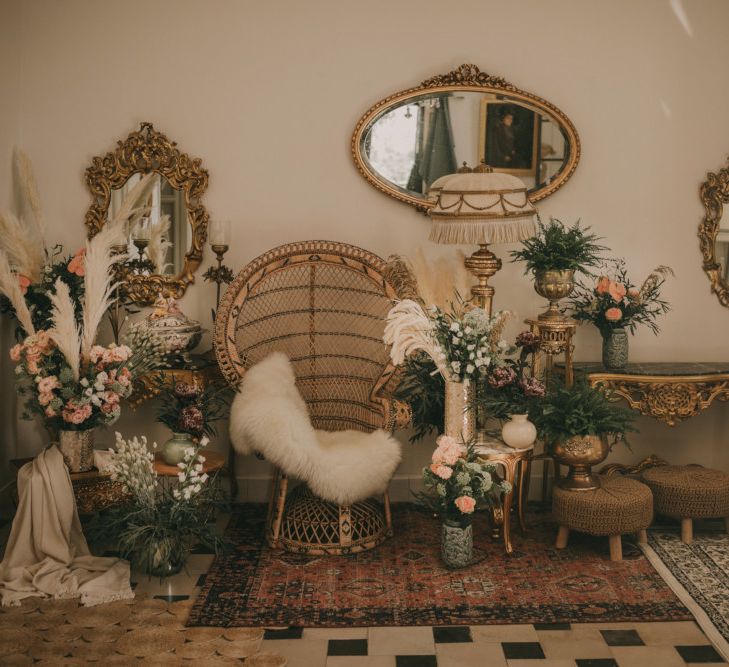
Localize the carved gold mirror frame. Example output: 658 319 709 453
84 122 209 304
351 64 581 213
699 157 729 308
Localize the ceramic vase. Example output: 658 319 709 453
602 328 629 370
58 429 95 473
444 379 475 444
501 414 537 449
162 432 196 465
441 520 473 568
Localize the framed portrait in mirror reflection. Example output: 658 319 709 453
479 100 538 176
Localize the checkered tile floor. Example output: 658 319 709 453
129 552 725 667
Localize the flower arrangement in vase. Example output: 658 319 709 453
510 218 606 321
0 152 164 470
416 435 511 568
570 260 673 369
92 433 226 577
384 295 511 442
156 380 231 465
534 380 636 491
479 331 545 449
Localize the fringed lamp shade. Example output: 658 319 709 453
427 164 537 315
429 171 537 245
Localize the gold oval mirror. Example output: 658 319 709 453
699 157 729 308
84 122 209 304
351 64 580 212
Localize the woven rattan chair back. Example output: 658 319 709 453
215 241 399 433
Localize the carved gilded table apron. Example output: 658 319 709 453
475 440 534 554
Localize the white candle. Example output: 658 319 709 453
210 219 231 246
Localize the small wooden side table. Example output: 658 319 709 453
475 440 533 555
153 452 226 477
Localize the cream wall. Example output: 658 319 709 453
2 0 729 498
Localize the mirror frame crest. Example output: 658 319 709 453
699 157 729 308
84 122 209 304
351 63 581 212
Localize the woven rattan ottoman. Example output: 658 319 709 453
642 465 729 544
552 476 653 561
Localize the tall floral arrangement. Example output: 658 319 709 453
0 152 162 432
570 260 673 337
384 297 512 383
416 435 511 525
91 433 226 576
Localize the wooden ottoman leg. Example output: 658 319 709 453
681 517 693 545
556 525 570 549
637 529 648 544
609 535 622 561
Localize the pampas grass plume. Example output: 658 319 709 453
48 278 81 380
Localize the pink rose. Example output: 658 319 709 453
605 307 623 322
35 331 52 352
117 368 132 386
100 402 115 415
627 288 640 300
38 376 60 394
595 276 611 295
17 274 30 295
89 345 106 363
9 344 22 362
455 495 476 514
608 281 627 303
68 248 86 277
38 392 53 406
108 345 131 362
430 464 453 480
103 390 120 405
44 406 56 418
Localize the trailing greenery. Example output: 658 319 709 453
534 380 637 446
393 354 445 442
510 218 606 275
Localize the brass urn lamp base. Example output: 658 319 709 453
464 244 501 315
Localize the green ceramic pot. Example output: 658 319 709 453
161 432 195 465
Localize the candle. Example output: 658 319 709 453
210 219 231 246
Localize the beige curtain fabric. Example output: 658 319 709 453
0 445 134 607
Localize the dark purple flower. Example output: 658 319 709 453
520 377 546 398
488 366 517 388
515 330 540 353
179 405 204 433
174 382 200 399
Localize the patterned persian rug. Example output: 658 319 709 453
643 528 729 660
188 503 690 627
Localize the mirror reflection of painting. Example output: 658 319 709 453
108 174 189 276
481 102 536 173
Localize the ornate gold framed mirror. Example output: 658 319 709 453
84 122 209 304
699 157 729 308
351 64 580 212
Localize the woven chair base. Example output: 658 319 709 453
273 484 392 556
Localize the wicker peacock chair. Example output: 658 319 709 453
214 240 412 555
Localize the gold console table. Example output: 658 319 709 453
572 362 729 426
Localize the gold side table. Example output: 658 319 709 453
475 440 533 554
525 316 577 387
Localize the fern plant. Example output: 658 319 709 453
534 380 637 447
511 218 606 275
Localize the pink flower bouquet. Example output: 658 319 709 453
570 260 673 338
416 435 511 526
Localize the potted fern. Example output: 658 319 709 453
511 218 606 321
534 381 636 491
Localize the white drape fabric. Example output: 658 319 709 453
0 445 133 607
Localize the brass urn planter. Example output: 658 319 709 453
552 434 610 491
534 269 575 321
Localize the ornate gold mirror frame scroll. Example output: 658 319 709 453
699 158 729 308
84 122 210 304
351 64 581 213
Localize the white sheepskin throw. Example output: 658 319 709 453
229 352 402 506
